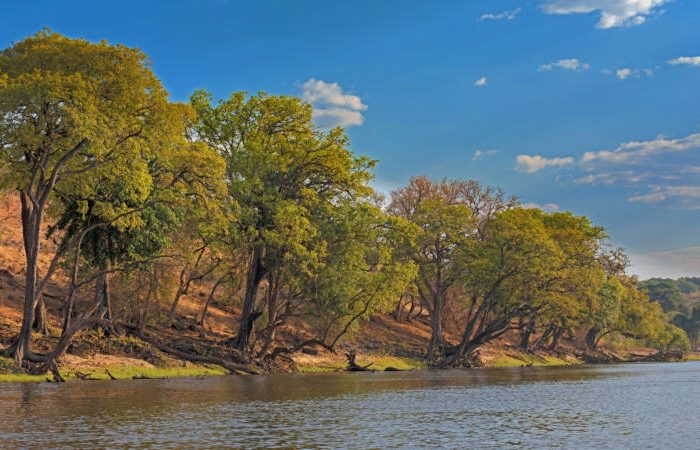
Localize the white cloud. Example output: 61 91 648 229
522 202 561 212
475 77 488 87
574 172 616 185
539 58 590 72
574 171 651 185
581 132 700 165
616 68 632 79
515 154 575 173
473 149 499 161
312 108 364 128
668 56 700 67
541 0 669 29
301 78 367 128
610 67 656 79
629 185 700 207
480 7 522 21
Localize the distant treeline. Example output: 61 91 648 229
0 31 690 373
640 278 700 351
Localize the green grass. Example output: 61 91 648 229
0 373 50 383
296 362 346 373
100 363 228 380
364 355 426 371
296 355 426 373
0 355 228 383
488 352 578 368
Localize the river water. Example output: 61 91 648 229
0 362 698 449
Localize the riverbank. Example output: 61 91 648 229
4 343 694 383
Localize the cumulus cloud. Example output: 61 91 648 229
473 149 499 161
539 58 590 72
668 56 700 67
616 68 632 79
522 202 561 212
515 155 575 173
301 78 367 128
475 77 488 87
480 7 522 21
541 0 669 29
581 133 700 165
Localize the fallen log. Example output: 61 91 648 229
140 332 261 375
74 371 99 381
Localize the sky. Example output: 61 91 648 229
1 0 699 279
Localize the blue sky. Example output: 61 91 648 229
1 0 699 278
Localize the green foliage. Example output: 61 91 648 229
302 200 416 342
639 278 689 313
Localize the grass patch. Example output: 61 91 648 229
684 353 700 361
296 355 426 373
0 356 48 382
0 373 49 383
487 352 578 368
101 363 228 380
364 355 426 371
0 355 227 383
296 363 344 374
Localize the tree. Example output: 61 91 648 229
585 274 677 351
448 208 563 365
191 90 374 354
672 306 700 351
639 278 688 313
289 200 416 355
523 212 605 352
388 176 514 361
0 31 188 363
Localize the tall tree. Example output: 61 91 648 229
191 90 374 354
448 208 563 365
0 31 185 362
389 176 513 361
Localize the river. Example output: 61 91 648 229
0 362 698 448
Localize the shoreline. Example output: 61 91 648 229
3 350 696 384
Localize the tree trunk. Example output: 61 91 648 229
394 296 404 322
198 276 227 326
258 273 280 357
518 317 535 351
236 245 264 352
548 327 564 351
426 293 444 361
168 266 190 321
15 194 42 363
586 326 599 350
93 266 113 332
32 296 49 335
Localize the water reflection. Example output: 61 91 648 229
0 362 698 449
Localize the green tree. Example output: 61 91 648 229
448 208 563 364
191 90 374 354
639 278 688 313
293 200 416 354
389 176 514 361
523 212 605 352
0 31 186 363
